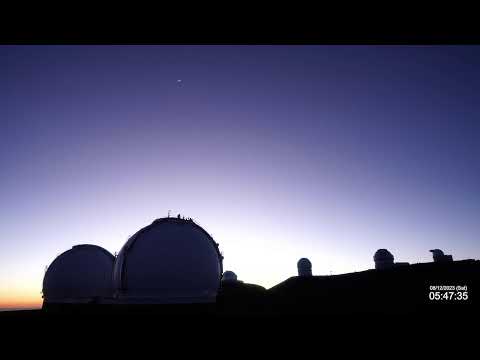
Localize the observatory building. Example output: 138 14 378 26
430 249 453 263
373 249 409 269
374 249 395 270
113 217 223 304
222 271 240 283
42 244 115 305
297 258 312 277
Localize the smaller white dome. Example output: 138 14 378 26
297 258 312 277
222 271 238 283
43 244 115 303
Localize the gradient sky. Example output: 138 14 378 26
1 45 480 309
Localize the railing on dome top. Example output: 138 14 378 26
185 217 224 266
159 214 224 262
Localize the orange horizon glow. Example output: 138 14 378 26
0 301 42 310
0 292 43 310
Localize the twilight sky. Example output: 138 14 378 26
1 45 480 309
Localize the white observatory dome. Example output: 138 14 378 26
113 217 223 304
222 271 238 283
374 249 394 270
42 244 115 303
297 258 312 277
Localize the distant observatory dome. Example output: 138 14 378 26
430 249 453 263
430 249 444 258
374 249 394 270
222 271 238 283
42 244 115 304
113 217 223 304
297 258 312 277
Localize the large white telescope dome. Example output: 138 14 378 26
113 217 223 304
42 244 115 304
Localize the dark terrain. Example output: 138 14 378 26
2 260 479 324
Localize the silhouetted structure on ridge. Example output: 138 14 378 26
297 258 312 277
222 271 240 283
373 249 394 269
430 249 453 263
268 254 479 317
373 249 410 269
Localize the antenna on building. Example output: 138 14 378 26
168 210 171 217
